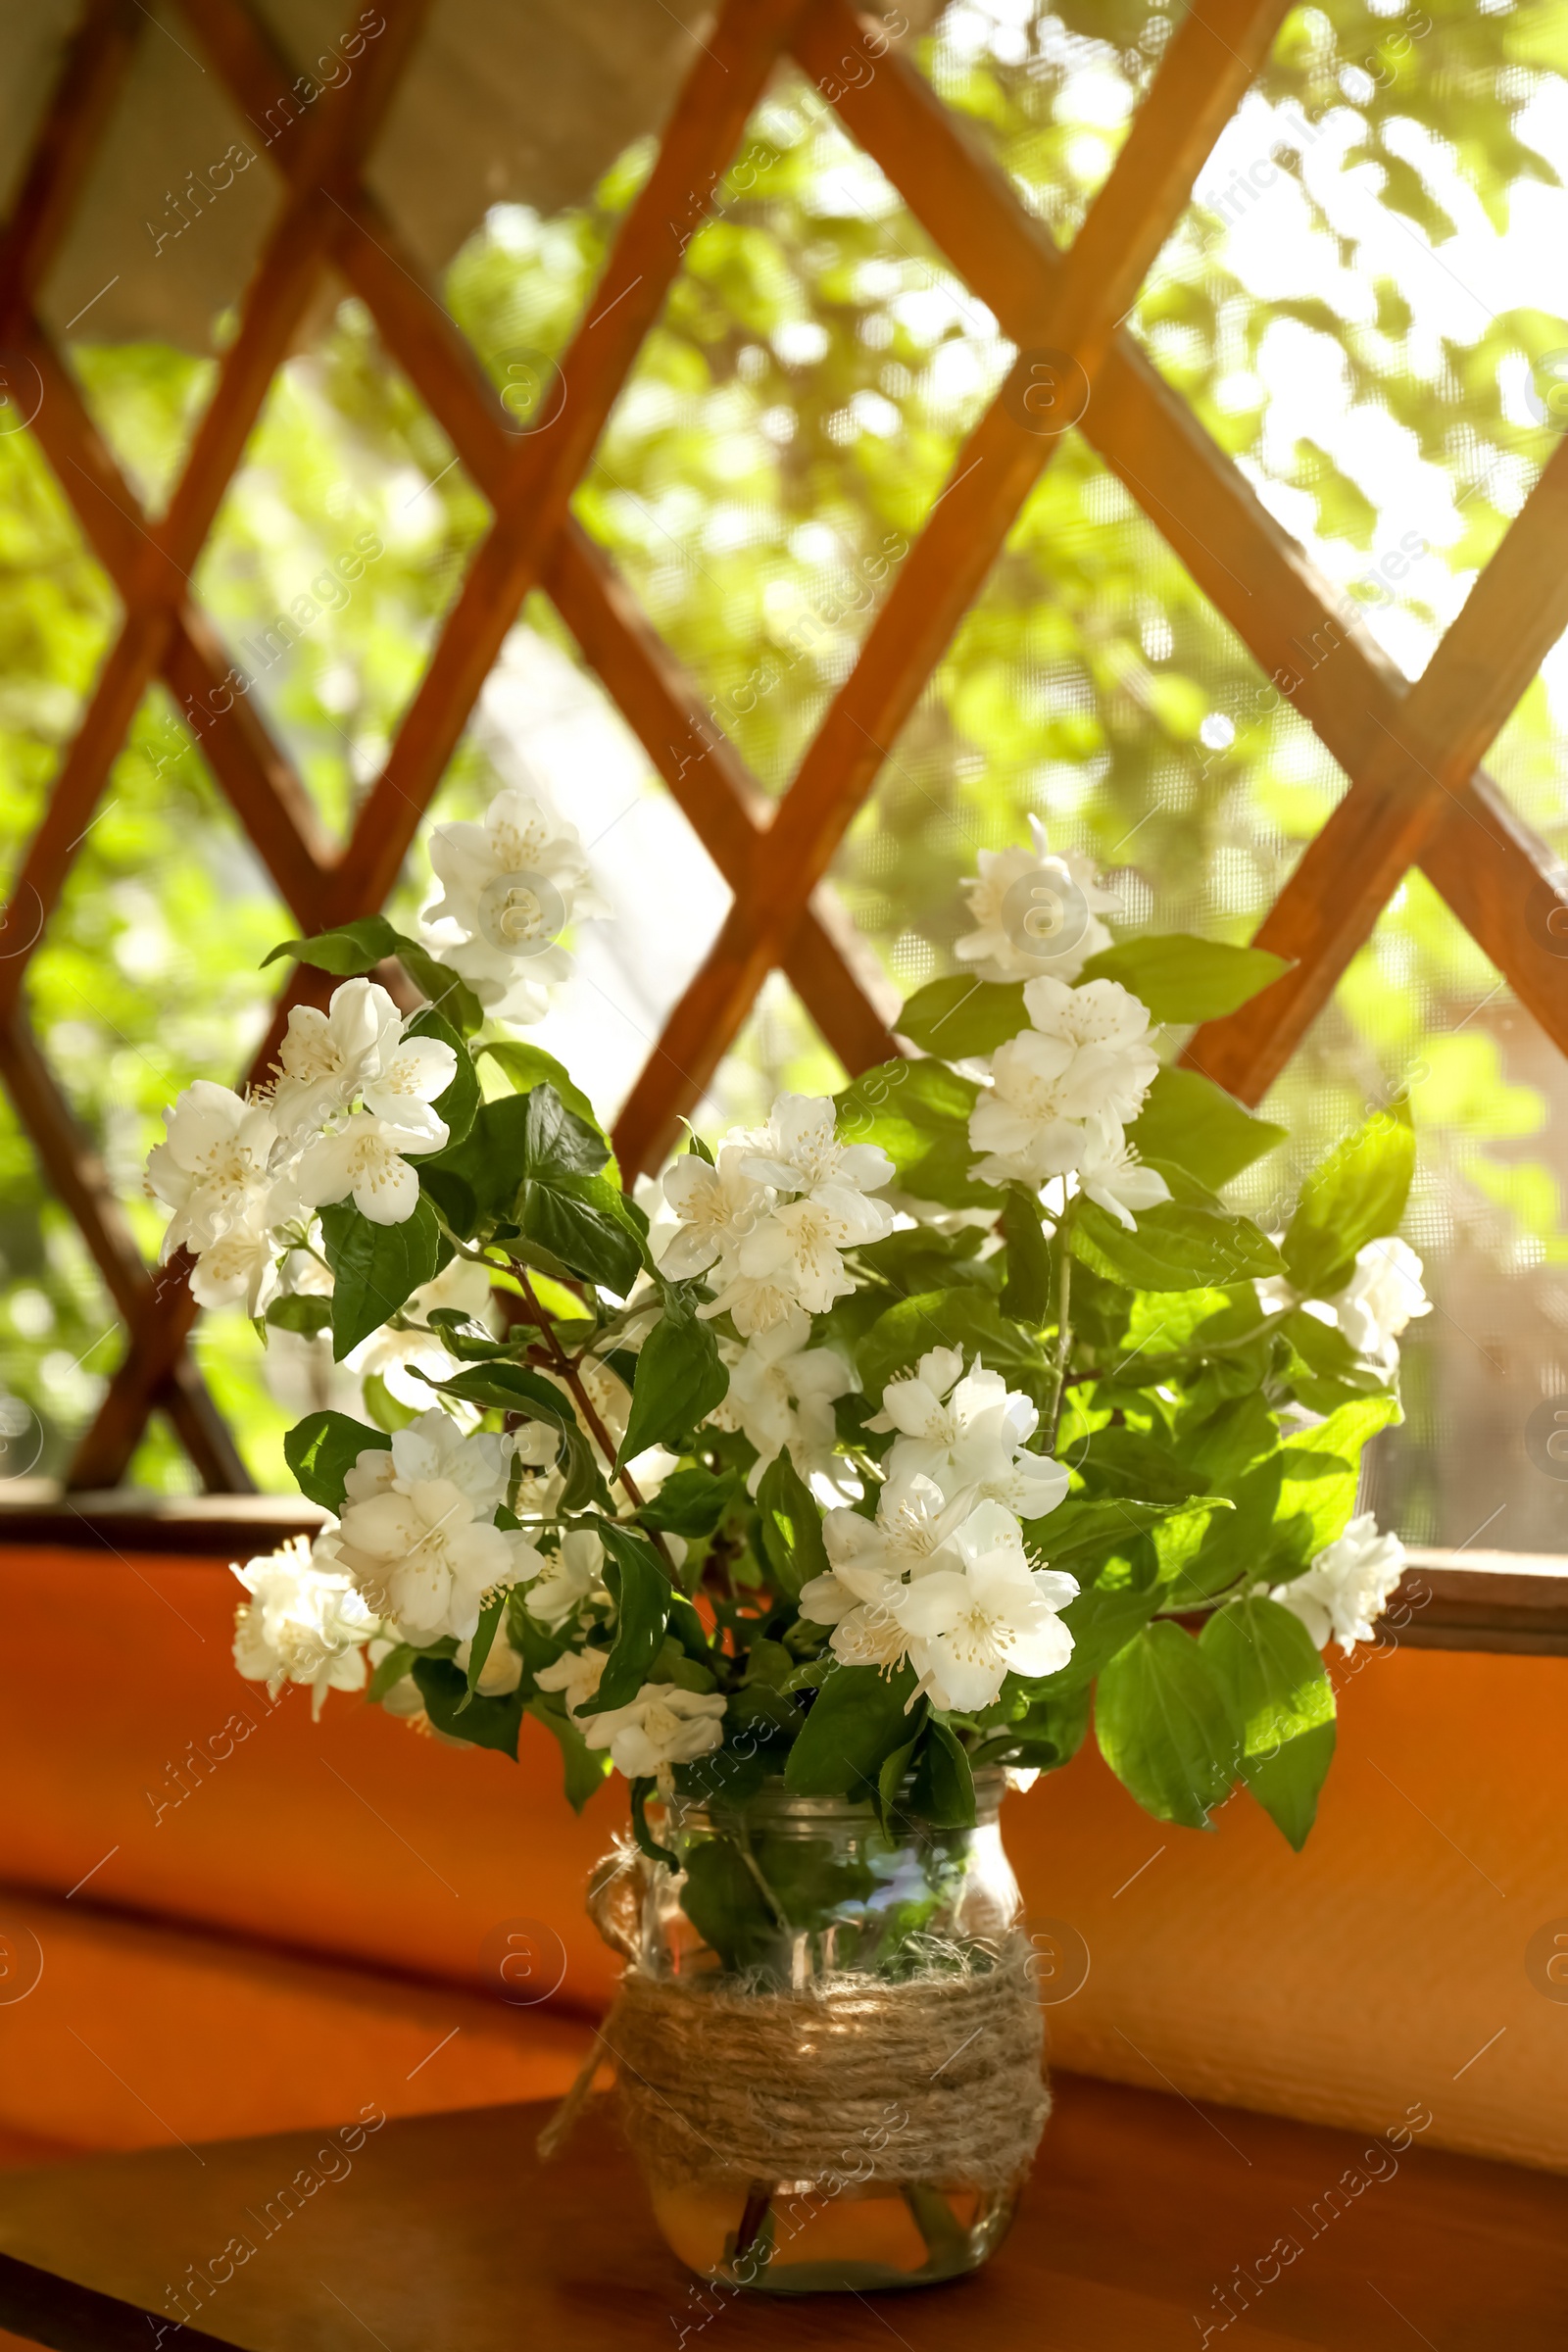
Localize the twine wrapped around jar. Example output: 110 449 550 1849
541 1934 1049 2194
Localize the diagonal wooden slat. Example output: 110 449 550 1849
0 1 432 1484
315 0 814 929
611 0 1295 1173
1186 443 1568 1098
24 323 336 928
809 1 1568 1093
2 0 1565 1494
0 0 432 1029
0 0 139 343
0 1021 248 1488
64 0 819 1485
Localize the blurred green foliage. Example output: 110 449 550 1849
1 0 1566 1539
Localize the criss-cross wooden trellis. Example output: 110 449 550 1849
2 0 1566 1494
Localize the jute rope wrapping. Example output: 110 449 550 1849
543 1933 1050 2193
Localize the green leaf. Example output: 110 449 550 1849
1037 1559 1162 1695
593 1523 673 1712
529 1697 613 1811
362 1370 418 1433
264 1293 332 1338
391 938 483 1036
1069 1197 1282 1294
756 1446 830 1601
412 1656 522 1757
1094 1623 1242 1829
416 1359 610 1511
896 976 1027 1058
1283 1097 1415 1298
974 1684 1089 1772
677 1838 777 1972
785 1663 924 1799
1033 1492 1224 1570
834 1058 998 1210
514 1087 645 1298
1074 1427 1211 1502
262 916 399 974
874 1735 922 1836
367 1642 417 1703
405 1006 479 1148
910 1720 976 1828
1279 1308 1394 1413
639 1466 741 1538
1200 1598 1336 1850
617 1287 729 1468
1126 1067 1287 1192
478 1040 604 1137
463 1592 508 1702
319 1196 445 1360
1077 933 1293 1022
1000 1184 1052 1324
1170 1395 1399 1600
283 1410 389 1511
857 1286 1049 1408
417 1355 568 1424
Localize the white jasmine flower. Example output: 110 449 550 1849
359 1031 457 1141
232 1535 377 1718
1253 1238 1429 1371
699 1262 815 1339
1021 975 1158 1127
535 1642 610 1719
189 1191 279 1314
801 1476 967 1669
294 1110 448 1226
733 1184 891 1317
421 786 609 1024
870 1350 1068 1521
967 1028 1093 1188
892 1500 1078 1711
1269 1514 1406 1653
511 1417 565 1521
659 1148 769 1280
711 1311 854 1494
579 1682 727 1776
666 1095 894 1336
336 1475 541 1642
1073 1120 1171 1232
343 1409 514 1519
146 1082 277 1255
523 1529 608 1628
1325 1239 1430 1366
956 816 1118 985
452 1630 525 1695
268 979 402 1137
736 1094 895 1201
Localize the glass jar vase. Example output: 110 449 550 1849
589 1769 1045 2295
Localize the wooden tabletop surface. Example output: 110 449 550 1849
0 2073 1561 2350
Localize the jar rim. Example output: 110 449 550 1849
663 1764 1008 1832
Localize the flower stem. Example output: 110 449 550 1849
512 1264 674 1573
1045 1215 1074 1455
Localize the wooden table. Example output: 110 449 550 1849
0 2075 1561 2349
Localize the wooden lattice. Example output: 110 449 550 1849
2 0 1566 1493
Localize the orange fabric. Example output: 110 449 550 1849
0 1544 1563 2170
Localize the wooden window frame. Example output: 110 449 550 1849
0 0 1562 1648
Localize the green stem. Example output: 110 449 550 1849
1045 1213 1074 1454
512 1264 674 1574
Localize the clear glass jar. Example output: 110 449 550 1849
590 1769 1036 2294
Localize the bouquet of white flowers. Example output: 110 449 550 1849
149 804 1426 1895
